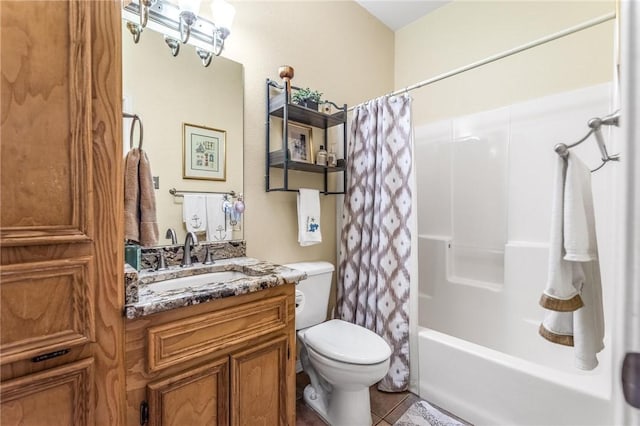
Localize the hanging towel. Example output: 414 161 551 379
540 155 584 311
124 149 141 243
138 150 159 246
297 188 322 246
123 148 159 246
205 194 232 241
183 194 207 233
539 153 604 370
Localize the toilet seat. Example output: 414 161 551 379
303 319 391 365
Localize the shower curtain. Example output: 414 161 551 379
337 95 413 392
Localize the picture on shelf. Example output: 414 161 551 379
287 122 314 164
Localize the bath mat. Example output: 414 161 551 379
393 400 465 426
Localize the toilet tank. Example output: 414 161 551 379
283 261 334 331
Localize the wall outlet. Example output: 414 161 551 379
152 176 159 189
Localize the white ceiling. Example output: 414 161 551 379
355 0 450 31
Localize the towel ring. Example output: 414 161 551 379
123 112 144 149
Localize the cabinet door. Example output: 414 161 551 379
0 0 124 424
1 358 94 426
147 358 229 426
230 336 289 426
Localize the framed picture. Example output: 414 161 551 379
183 123 226 181
287 122 314 164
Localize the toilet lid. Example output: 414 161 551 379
303 319 392 365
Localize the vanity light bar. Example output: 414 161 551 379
122 0 223 55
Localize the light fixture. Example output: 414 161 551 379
122 0 235 66
196 48 213 67
178 0 201 44
139 0 156 28
127 21 142 44
164 36 180 57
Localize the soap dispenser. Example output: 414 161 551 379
316 145 327 166
327 145 337 167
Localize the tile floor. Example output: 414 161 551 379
295 372 470 426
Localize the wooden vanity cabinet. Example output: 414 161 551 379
125 284 296 426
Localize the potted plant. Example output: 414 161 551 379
292 87 323 111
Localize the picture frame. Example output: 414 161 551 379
287 122 314 164
183 123 226 181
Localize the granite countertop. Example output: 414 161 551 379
124 257 306 319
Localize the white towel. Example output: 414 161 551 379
205 194 232 241
297 188 322 246
539 153 605 370
540 156 584 309
182 194 207 233
564 155 598 262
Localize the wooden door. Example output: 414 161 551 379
1 359 94 425
230 336 289 426
0 1 124 424
147 358 229 426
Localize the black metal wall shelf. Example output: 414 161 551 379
269 92 346 129
268 151 346 173
265 78 348 195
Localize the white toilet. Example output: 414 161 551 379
285 261 392 426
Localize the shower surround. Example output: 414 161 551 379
414 83 617 425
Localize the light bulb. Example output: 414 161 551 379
178 0 201 15
211 0 235 32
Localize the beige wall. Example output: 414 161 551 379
395 1 615 124
224 1 394 265
123 0 616 265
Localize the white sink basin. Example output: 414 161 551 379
148 270 249 293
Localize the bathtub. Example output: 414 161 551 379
412 84 617 425
415 238 614 426
417 327 613 426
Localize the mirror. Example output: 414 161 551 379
122 23 244 246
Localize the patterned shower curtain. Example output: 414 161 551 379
337 95 413 392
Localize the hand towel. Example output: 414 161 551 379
138 149 159 246
183 194 207 233
539 153 605 370
540 156 584 311
123 147 159 246
297 188 322 246
124 148 141 243
563 154 599 262
205 194 232 241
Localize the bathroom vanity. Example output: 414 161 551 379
123 251 304 426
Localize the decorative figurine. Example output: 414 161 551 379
279 65 295 102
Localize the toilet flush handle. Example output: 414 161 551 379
295 290 305 314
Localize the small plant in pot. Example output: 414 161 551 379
292 87 323 111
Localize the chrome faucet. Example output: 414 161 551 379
165 228 177 245
181 232 198 267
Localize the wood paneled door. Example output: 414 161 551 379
147 359 229 426
0 1 125 424
231 336 289 426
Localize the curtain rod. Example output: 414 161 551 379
348 11 616 112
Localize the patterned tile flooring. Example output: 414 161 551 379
295 372 470 426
